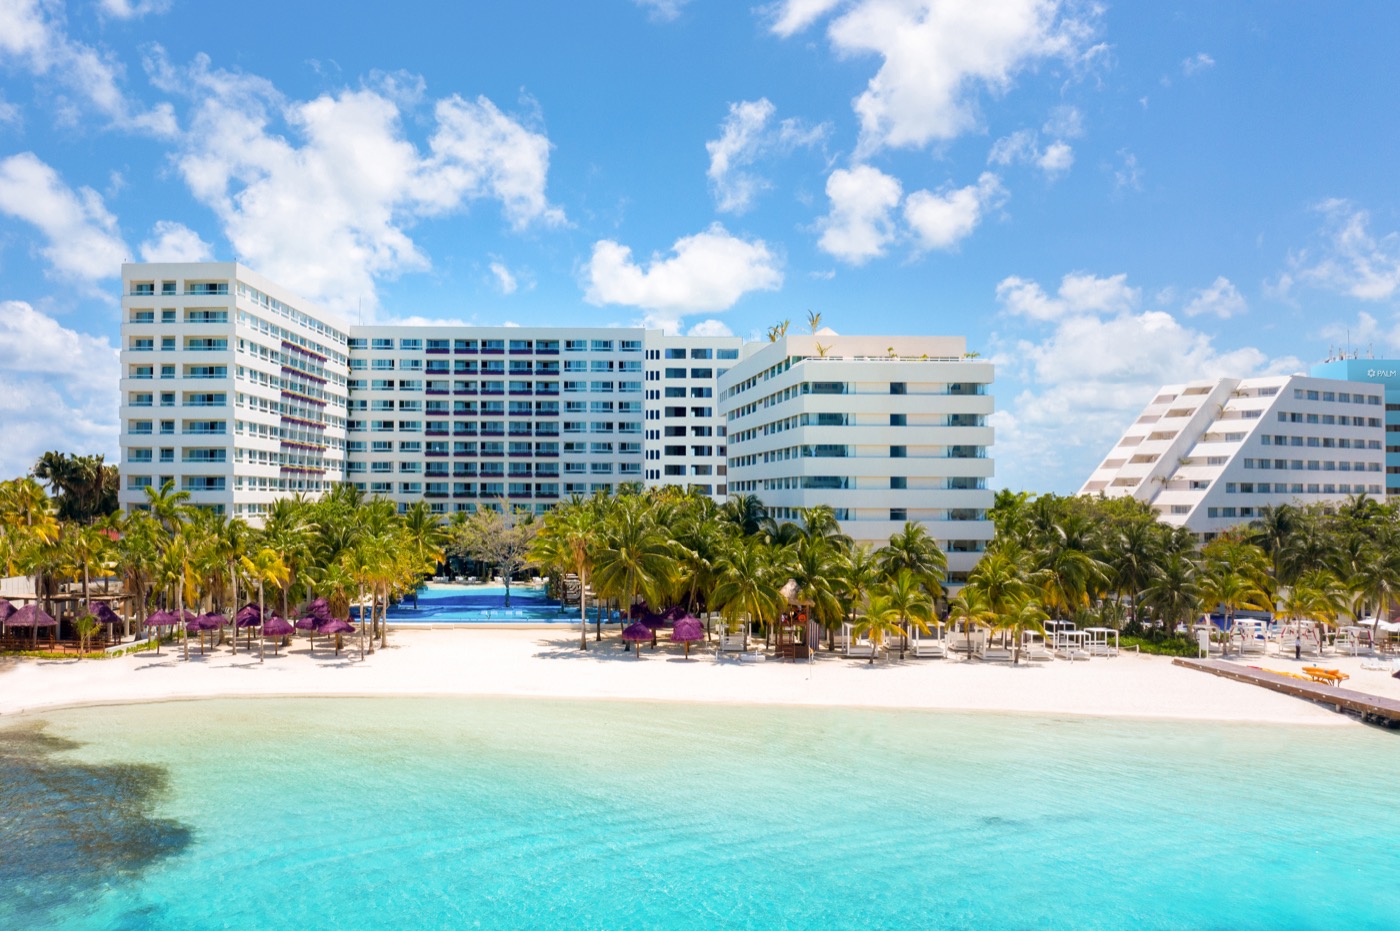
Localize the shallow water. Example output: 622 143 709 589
3 697 1397 929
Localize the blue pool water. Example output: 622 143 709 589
386 583 573 623
3 697 1398 929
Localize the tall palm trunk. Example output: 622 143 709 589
258 580 266 663
579 569 588 651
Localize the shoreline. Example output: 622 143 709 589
3 627 1397 728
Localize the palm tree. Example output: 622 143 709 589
240 547 290 663
1139 549 1203 639
992 595 1049 665
401 501 447 608
143 479 190 533
592 495 675 645
852 593 906 664
880 521 946 602
711 537 783 644
787 536 846 650
530 498 602 649
721 494 768 537
877 568 935 660
260 496 316 619
959 548 1033 653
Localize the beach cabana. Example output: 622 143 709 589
7 603 57 649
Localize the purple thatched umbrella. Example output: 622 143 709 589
622 620 652 658
87 601 121 626
234 604 262 652
295 615 320 651
0 598 14 623
144 609 178 654
316 617 355 655
672 614 704 659
187 612 223 654
8 603 57 649
628 601 649 620
262 615 294 655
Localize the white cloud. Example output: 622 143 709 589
583 223 783 331
1292 199 1400 301
99 0 172 17
706 98 828 213
688 318 734 337
0 0 176 136
990 273 1297 492
816 164 902 264
0 93 19 126
988 128 1072 178
768 0 847 37
159 54 565 317
1036 140 1073 175
0 301 120 478
988 129 1037 166
634 0 692 21
773 0 1103 155
0 152 128 281
1182 52 1215 76
427 94 568 231
1042 104 1083 138
489 261 518 295
904 171 1005 251
996 271 1139 321
1113 149 1142 192
1183 275 1247 318
138 220 212 263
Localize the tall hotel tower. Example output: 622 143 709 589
119 263 996 574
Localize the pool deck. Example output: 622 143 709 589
1173 657 1400 728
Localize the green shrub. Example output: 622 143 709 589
1121 635 1199 657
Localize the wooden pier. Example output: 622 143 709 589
1173 657 1400 729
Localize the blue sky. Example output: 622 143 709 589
3 1 1400 493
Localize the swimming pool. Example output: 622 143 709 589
385 583 576 624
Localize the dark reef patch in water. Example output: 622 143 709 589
0 721 192 924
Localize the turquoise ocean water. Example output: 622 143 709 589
2 697 1397 929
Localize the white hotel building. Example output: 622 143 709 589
119 263 995 568
1079 375 1386 538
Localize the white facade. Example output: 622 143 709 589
118 265 995 565
720 335 995 580
119 263 350 520
1080 375 1386 537
341 326 740 514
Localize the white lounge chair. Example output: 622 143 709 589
975 632 1014 663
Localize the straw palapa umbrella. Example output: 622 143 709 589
671 614 704 659
622 621 652 658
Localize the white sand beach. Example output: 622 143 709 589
4 627 1399 725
